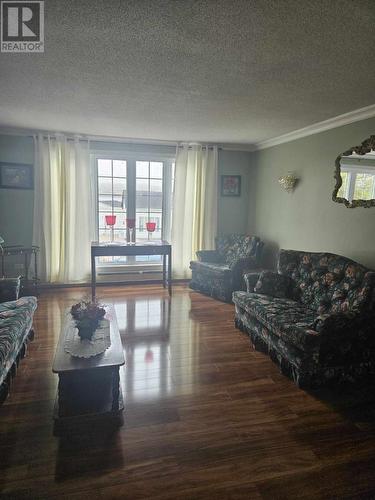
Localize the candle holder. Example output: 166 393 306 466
105 215 116 244
146 221 156 241
126 218 136 245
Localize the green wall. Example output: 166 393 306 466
6 116 374 274
0 135 34 246
0 135 251 247
218 150 253 235
250 117 375 269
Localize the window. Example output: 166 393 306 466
95 154 174 266
338 166 375 202
136 161 163 241
98 159 127 244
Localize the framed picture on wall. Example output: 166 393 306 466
0 162 34 190
221 175 241 197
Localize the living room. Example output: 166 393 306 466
1 0 375 498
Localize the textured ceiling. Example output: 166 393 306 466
0 0 375 146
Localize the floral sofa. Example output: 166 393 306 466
233 250 375 388
0 278 37 403
189 235 264 302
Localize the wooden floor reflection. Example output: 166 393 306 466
2 284 375 498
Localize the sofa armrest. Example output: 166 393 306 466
231 257 260 291
244 271 263 293
314 310 363 335
0 277 21 302
254 271 294 298
313 310 375 354
196 250 222 263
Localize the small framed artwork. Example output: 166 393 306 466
0 162 34 190
221 175 241 197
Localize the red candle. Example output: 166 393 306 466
145 349 154 363
146 222 156 232
105 215 116 226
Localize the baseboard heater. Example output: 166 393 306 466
97 268 162 276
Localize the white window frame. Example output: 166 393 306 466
91 150 175 270
340 161 375 202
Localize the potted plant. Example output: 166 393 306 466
70 299 106 340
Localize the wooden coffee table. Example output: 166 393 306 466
52 305 125 435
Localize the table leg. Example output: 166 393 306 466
163 254 166 288
24 252 29 284
57 374 69 417
168 248 172 295
34 250 38 293
91 253 96 300
112 367 120 411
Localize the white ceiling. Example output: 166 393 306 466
0 0 375 147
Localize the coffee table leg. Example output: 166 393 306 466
56 374 69 417
112 367 120 411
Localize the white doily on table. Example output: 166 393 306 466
64 318 111 358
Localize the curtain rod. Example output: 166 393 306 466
0 128 251 150
0 128 219 149
35 136 220 150
177 144 219 150
36 136 220 150
39 136 220 150
0 128 177 147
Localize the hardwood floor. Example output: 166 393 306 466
1 284 375 499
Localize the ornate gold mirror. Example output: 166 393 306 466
333 135 375 208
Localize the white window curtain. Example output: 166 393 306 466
33 134 94 283
171 143 218 279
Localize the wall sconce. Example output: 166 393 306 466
279 172 299 193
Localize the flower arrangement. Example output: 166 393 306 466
70 299 106 340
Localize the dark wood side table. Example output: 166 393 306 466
1 245 39 294
52 305 125 435
91 241 172 300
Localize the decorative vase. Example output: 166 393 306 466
77 326 95 341
76 319 99 340
71 300 106 341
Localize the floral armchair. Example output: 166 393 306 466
233 249 375 388
189 235 264 302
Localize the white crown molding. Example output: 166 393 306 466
254 104 375 151
3 104 374 153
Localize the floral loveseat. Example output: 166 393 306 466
189 235 264 302
233 250 375 388
0 278 37 403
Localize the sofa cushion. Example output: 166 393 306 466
190 260 232 278
278 250 375 314
196 250 223 263
216 235 259 267
0 297 37 386
254 271 294 298
233 291 320 352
